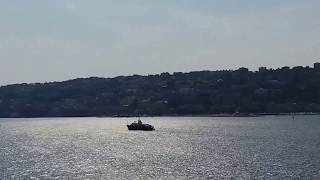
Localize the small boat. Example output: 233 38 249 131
127 118 155 131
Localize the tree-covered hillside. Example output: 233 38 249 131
1 64 320 117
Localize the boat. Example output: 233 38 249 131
127 118 155 131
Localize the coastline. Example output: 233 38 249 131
2 112 320 119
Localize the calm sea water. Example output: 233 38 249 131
0 116 320 179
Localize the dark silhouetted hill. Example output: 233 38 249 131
1 64 320 117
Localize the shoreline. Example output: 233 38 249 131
110 112 320 118
1 112 320 119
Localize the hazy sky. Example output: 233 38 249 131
0 0 319 85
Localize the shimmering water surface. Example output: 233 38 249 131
0 116 320 179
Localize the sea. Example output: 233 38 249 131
0 116 320 179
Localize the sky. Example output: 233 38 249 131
0 0 319 85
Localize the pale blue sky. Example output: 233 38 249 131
0 0 319 85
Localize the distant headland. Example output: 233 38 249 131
1 63 320 118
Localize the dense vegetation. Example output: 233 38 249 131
1 64 320 117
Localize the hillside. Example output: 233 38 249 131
1 64 320 117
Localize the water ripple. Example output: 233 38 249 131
1 116 320 179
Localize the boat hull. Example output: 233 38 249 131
127 124 155 131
